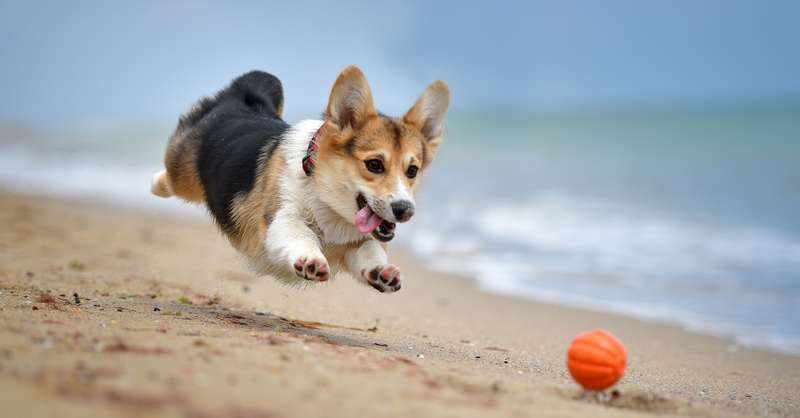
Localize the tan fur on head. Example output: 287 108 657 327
310 66 451 225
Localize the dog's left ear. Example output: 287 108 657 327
404 80 450 164
325 66 376 129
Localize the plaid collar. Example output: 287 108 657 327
302 128 322 176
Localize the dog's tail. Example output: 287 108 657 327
227 71 285 118
151 170 173 198
176 71 285 133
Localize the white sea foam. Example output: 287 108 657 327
403 192 800 355
0 143 204 217
475 193 800 279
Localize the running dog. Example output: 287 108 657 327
151 66 449 293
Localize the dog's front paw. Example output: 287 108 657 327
362 265 402 293
293 256 330 282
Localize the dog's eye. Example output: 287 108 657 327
406 165 419 179
365 159 385 174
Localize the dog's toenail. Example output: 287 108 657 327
307 263 315 273
388 277 399 287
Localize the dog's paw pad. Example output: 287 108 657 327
293 257 329 282
362 265 402 293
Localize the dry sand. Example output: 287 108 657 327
0 190 797 418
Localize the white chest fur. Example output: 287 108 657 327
280 120 365 245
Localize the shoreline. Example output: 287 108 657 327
1 189 798 417
416 262 800 358
6 181 795 358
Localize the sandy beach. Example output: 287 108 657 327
0 189 797 418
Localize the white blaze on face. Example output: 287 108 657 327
393 174 414 205
383 170 415 223
360 155 419 225
368 175 415 224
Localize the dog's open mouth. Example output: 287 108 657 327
356 194 396 242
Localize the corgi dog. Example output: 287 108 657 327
151 66 449 293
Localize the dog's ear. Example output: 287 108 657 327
325 66 376 129
404 80 450 163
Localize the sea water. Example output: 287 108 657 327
402 104 800 354
1 103 798 353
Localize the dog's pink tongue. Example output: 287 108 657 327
355 206 383 234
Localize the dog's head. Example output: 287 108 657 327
311 65 450 242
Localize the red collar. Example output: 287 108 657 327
302 128 322 176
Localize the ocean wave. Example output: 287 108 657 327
403 192 800 354
0 143 203 216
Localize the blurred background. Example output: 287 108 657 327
1 1 798 353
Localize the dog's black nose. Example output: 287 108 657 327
391 200 415 222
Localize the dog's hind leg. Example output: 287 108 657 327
151 170 173 198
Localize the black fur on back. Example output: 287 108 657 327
180 71 290 233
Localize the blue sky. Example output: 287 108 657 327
1 0 798 127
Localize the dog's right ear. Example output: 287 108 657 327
325 66 376 130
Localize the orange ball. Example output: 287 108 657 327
567 329 627 390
